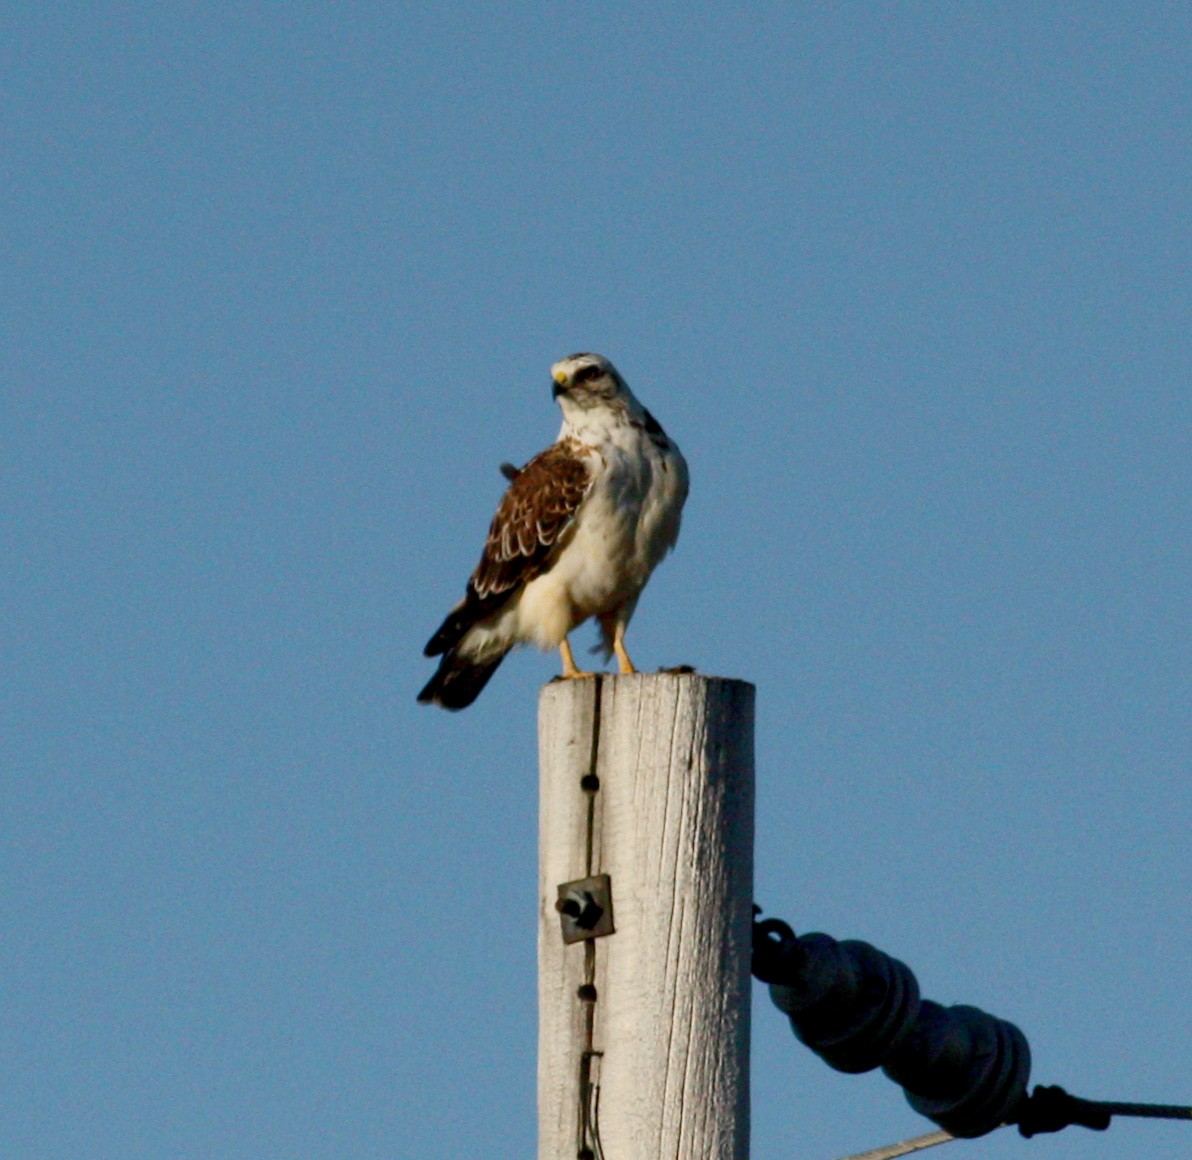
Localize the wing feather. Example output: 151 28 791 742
422 438 595 657
472 438 594 599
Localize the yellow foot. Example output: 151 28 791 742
612 628 636 676
559 638 597 680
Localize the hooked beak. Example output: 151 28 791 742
551 371 569 399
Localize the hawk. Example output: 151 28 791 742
419 353 689 710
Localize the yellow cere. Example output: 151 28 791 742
553 369 569 385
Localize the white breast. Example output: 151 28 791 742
515 418 688 650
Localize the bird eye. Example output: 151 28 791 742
574 365 603 384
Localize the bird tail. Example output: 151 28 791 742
417 647 508 710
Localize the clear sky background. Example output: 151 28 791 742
4 5 1189 1159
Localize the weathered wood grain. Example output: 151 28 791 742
539 673 755 1159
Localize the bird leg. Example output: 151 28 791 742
612 622 636 675
559 637 595 680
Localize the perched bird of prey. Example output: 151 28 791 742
419 353 689 710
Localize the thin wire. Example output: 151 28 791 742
834 1128 958 1160
1100 1101 1192 1120
583 1046 606 1160
577 677 605 1160
830 1093 1190 1160
583 675 602 875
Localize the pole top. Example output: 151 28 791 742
539 669 755 705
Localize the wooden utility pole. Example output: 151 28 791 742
538 672 755 1159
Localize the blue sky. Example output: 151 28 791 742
4 5 1189 1158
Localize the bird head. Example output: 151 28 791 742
550 353 628 410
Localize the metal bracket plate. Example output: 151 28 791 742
555 874 615 943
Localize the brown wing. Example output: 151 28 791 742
471 439 594 599
423 439 595 657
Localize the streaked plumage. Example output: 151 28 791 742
419 352 688 710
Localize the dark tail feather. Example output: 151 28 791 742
417 649 507 710
424 596 503 658
423 609 470 658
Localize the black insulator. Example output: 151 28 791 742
767 931 921 1074
883 1000 1031 1138
752 909 1032 1138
